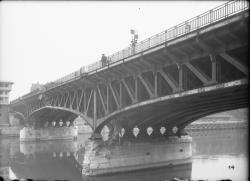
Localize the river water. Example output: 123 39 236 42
0 128 248 181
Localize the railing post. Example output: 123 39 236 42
197 16 199 29
225 2 228 17
210 10 213 24
165 30 168 42
174 26 177 37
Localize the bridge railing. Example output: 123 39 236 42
86 0 248 72
11 0 248 103
39 0 250 91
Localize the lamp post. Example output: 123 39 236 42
130 29 138 54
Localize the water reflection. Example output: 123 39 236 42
192 155 248 181
0 128 248 181
10 151 82 181
190 128 248 181
190 129 248 156
8 138 192 181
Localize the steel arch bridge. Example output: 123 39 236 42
11 0 248 135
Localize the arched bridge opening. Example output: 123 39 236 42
94 79 247 140
28 106 93 129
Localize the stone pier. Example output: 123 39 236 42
20 126 78 141
82 134 192 175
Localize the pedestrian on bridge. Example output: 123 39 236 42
101 54 107 67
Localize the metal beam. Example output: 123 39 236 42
108 82 120 108
86 90 93 115
185 62 210 85
178 64 183 91
210 54 217 83
121 79 136 103
69 91 76 109
59 94 65 107
154 72 158 97
93 89 97 129
77 89 84 112
135 77 138 102
158 70 179 92
220 53 248 75
97 86 108 114
64 92 70 108
107 85 110 113
138 75 154 98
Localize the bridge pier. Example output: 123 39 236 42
82 123 192 175
82 133 192 175
20 123 78 142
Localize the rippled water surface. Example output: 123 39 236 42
0 128 248 181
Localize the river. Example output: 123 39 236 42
0 128 248 181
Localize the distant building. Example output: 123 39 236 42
0 81 13 126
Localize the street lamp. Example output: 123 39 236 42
130 29 138 54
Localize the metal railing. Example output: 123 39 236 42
86 0 248 71
11 0 248 103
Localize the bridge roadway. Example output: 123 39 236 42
11 0 248 138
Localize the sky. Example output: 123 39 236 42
0 1 227 101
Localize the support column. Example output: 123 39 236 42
134 77 138 102
93 89 97 130
119 82 122 108
107 86 110 114
154 72 158 97
178 63 183 91
210 54 217 84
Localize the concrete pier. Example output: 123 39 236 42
20 126 78 141
82 135 192 175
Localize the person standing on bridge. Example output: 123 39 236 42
101 53 107 67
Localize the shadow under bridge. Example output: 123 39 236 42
28 106 87 129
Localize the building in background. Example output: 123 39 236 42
0 81 23 136
0 81 13 126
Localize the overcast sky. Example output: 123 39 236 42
0 1 226 101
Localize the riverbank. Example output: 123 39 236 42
185 120 247 131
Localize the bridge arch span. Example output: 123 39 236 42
29 106 93 129
94 79 247 133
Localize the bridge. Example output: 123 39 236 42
11 0 248 140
